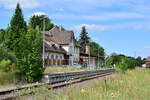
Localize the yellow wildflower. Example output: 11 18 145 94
81 89 86 93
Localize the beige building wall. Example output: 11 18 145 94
45 52 65 66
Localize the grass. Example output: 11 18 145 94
0 70 19 89
52 68 150 100
44 67 91 74
20 67 150 100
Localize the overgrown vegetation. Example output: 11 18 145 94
106 53 145 71
29 14 54 31
0 70 18 88
0 45 15 59
0 3 44 83
0 45 18 87
20 68 150 100
17 84 53 100
54 68 150 100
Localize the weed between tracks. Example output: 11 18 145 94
20 68 150 100
17 84 53 100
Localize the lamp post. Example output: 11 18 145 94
42 16 48 68
89 47 90 68
98 47 99 68
43 19 45 68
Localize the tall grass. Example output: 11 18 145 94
54 68 150 100
0 70 18 89
0 60 20 89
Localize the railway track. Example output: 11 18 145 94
0 69 115 100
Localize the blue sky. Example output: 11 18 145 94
0 0 150 58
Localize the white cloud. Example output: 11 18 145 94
42 0 150 13
0 0 40 8
144 47 150 49
28 12 49 18
73 21 150 32
115 22 150 30
1 0 150 12
31 12 47 16
74 24 109 31
134 25 150 30
86 12 146 20
50 12 147 21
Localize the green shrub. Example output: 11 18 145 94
106 54 137 69
0 45 16 63
0 59 11 72
0 70 19 86
116 59 128 72
116 57 136 73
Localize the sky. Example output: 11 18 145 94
0 0 150 58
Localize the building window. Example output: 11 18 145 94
49 54 51 59
44 53 48 59
47 56 49 59
60 56 62 60
51 55 54 59
56 55 58 59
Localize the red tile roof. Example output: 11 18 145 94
146 57 150 62
44 26 74 45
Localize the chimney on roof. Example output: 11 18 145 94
59 26 62 31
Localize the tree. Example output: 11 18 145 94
105 56 114 67
116 58 128 72
17 28 43 82
116 57 136 72
29 15 54 31
0 29 5 44
4 3 43 82
89 42 105 57
106 54 137 70
106 54 125 66
135 56 145 67
78 26 90 53
126 57 136 69
5 3 27 53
